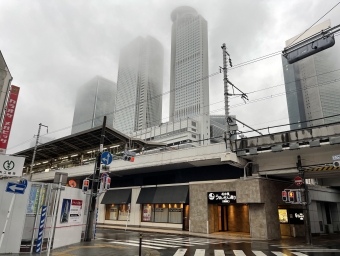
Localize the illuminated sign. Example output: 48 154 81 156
207 191 237 204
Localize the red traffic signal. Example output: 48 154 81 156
288 191 295 202
105 176 111 190
82 179 90 193
282 191 287 202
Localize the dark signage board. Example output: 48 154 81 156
207 191 237 204
288 209 305 225
279 208 304 225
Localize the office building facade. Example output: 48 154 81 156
0 51 13 128
282 20 340 130
114 36 164 135
169 6 210 142
71 76 116 134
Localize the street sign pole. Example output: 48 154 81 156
0 194 16 248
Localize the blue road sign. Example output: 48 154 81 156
101 152 113 165
5 182 27 194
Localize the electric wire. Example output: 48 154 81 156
8 31 340 151
286 1 340 47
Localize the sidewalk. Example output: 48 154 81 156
97 224 259 241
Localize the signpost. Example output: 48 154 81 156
0 155 25 177
0 178 27 248
294 176 303 186
101 152 113 165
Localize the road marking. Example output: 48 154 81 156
293 249 340 252
109 241 164 249
123 239 179 248
214 250 225 256
194 249 205 256
253 251 267 255
271 252 287 256
152 238 216 245
173 248 187 256
291 253 308 256
233 250 246 256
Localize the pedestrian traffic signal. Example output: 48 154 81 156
105 176 111 190
288 191 295 202
82 179 89 193
282 191 287 202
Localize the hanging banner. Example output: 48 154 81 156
0 85 20 153
69 199 82 223
26 185 47 215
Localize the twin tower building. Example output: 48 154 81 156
71 6 213 144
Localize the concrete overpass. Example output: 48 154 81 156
30 122 340 187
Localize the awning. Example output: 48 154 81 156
136 186 189 204
101 189 131 204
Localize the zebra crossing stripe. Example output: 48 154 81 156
271 252 288 256
233 250 246 256
173 248 187 256
109 241 164 250
252 251 267 256
152 238 215 245
214 250 225 256
141 239 194 247
291 253 308 256
125 239 178 248
194 249 205 256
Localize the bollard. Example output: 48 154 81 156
139 233 142 256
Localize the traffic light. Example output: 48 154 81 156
123 150 136 162
288 191 295 202
105 176 111 190
282 191 287 202
82 179 89 193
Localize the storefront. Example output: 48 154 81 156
137 186 189 230
101 189 132 222
278 207 306 237
207 191 250 233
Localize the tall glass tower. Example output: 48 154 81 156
71 76 116 134
282 20 340 130
169 6 210 141
114 36 164 134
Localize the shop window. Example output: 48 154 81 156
141 204 183 224
105 204 129 221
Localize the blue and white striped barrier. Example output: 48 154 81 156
36 205 47 253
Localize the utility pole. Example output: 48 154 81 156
30 123 48 174
297 155 312 245
84 116 106 241
221 43 231 152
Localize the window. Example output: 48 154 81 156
141 204 183 224
105 204 130 221
191 121 196 127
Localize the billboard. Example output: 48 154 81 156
0 85 20 153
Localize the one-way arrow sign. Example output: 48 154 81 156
5 182 27 194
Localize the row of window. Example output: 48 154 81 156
105 204 185 224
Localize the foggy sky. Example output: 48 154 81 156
1 0 340 153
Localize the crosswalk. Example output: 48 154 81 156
172 249 309 255
96 236 226 250
96 236 340 255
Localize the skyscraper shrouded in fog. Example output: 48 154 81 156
169 6 210 141
282 20 340 130
71 76 117 134
114 36 164 134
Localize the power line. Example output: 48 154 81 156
287 1 340 47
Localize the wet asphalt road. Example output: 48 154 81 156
96 228 340 256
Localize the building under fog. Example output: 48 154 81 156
282 20 340 130
71 76 117 134
114 36 164 134
169 6 210 142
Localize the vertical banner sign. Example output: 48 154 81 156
36 205 47 253
0 85 20 153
